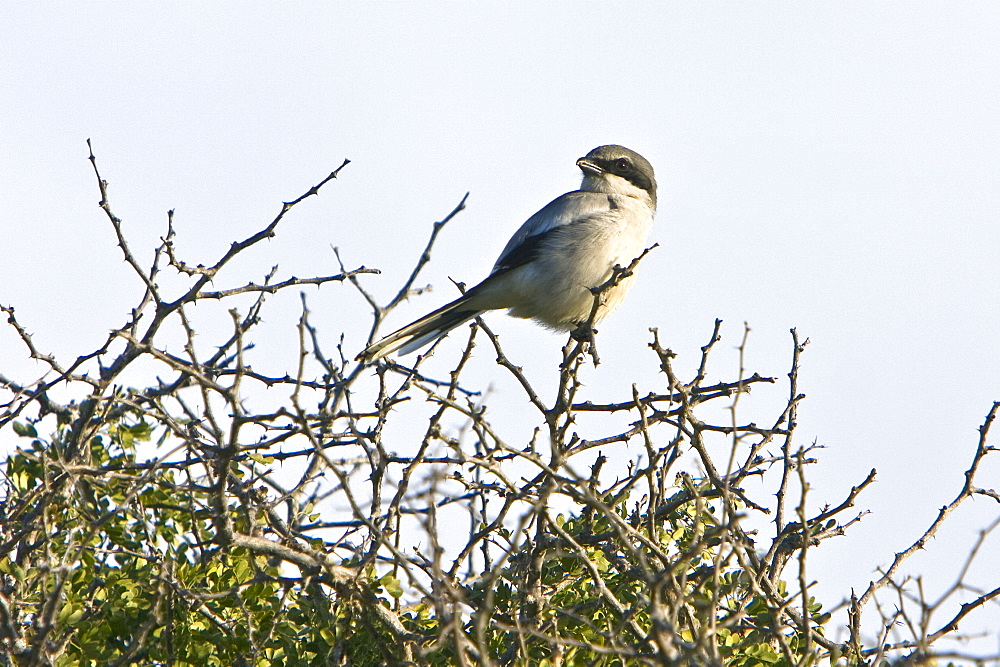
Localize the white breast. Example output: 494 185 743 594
504 195 654 329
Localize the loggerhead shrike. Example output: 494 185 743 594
358 145 656 362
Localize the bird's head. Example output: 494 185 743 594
577 145 657 210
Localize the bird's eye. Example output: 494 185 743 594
615 158 631 172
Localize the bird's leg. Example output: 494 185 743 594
570 322 597 344
569 322 600 366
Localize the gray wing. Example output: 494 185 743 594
490 191 614 275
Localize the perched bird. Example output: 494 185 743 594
358 145 657 362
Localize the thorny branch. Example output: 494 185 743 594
1 147 997 666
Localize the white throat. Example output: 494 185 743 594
581 173 655 211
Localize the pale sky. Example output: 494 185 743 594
2 3 999 653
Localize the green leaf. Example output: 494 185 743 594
128 420 153 441
381 574 404 598
12 421 37 438
58 603 84 625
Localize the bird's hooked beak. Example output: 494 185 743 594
576 157 604 176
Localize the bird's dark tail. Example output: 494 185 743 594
357 297 482 361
